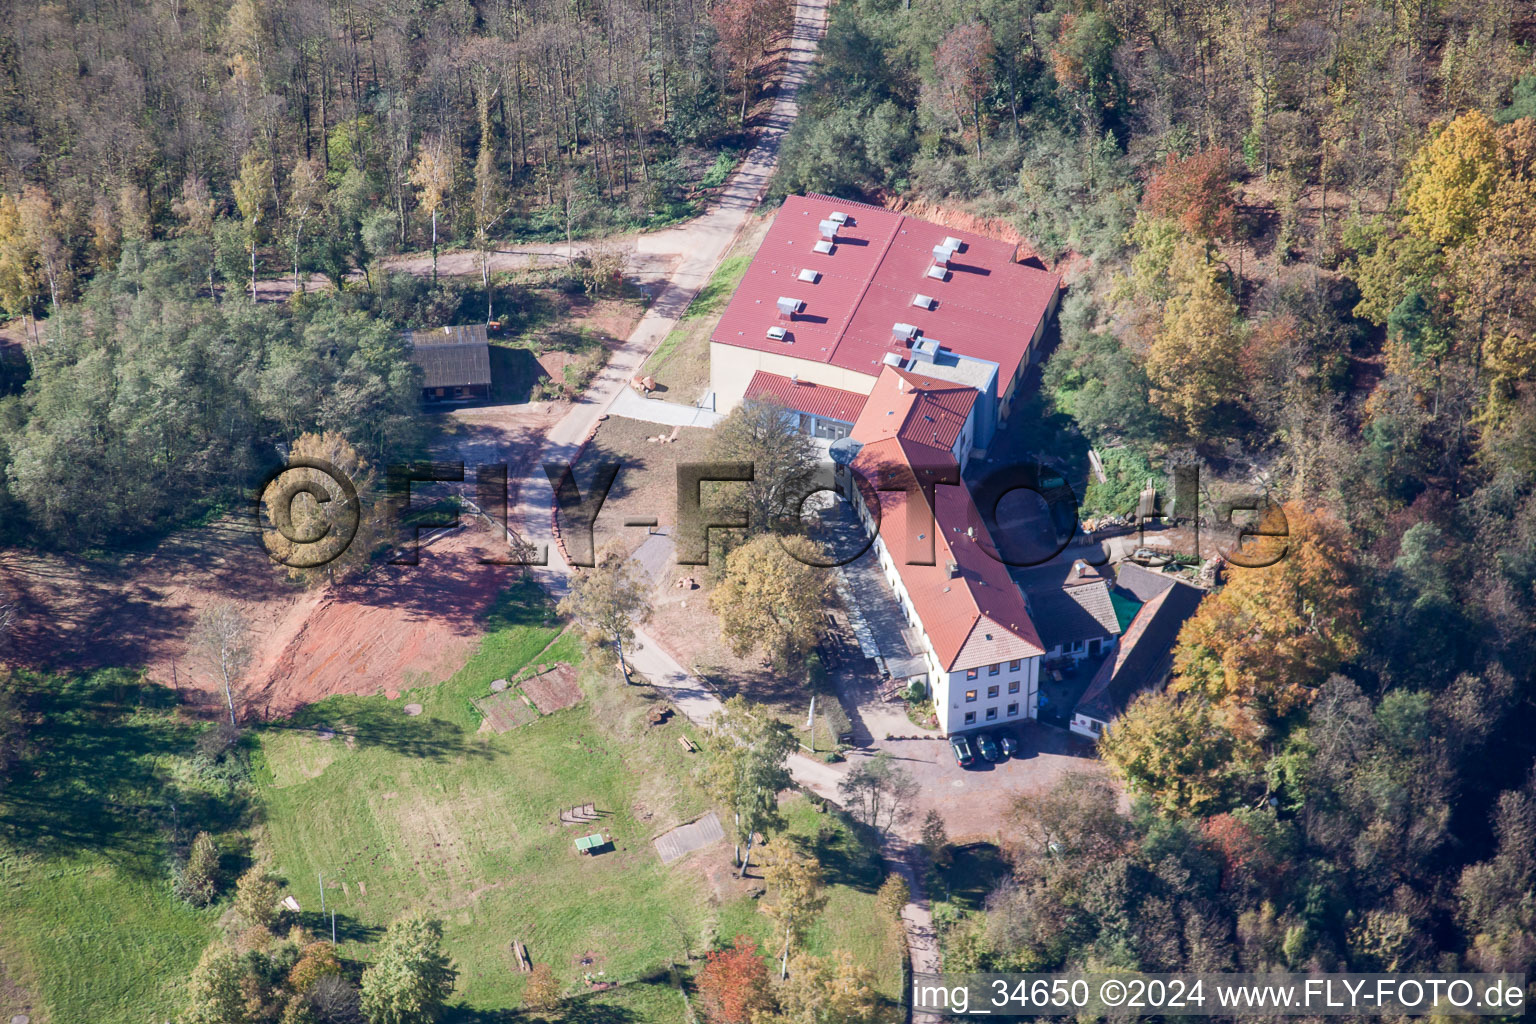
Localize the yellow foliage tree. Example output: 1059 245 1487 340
1402 110 1504 249
1100 689 1248 816
1145 241 1243 435
409 137 457 285
233 149 273 300
1171 504 1361 729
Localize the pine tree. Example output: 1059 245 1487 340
359 913 457 1024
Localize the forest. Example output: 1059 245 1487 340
0 0 1535 1008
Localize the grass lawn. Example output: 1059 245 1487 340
254 578 902 1020
0 670 234 1023
639 210 773 405
714 796 907 1003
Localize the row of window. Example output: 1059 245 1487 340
963 702 1021 725
965 681 1021 701
965 659 1023 680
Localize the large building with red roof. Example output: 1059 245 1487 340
707 195 1065 735
709 193 1061 455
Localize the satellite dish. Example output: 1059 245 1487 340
829 437 864 466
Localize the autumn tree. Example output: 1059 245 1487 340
713 0 792 124
1145 241 1243 435
1099 690 1246 815
261 432 384 587
932 23 995 157
172 174 219 299
1172 504 1361 730
0 194 41 342
556 544 651 675
1141 149 1239 241
706 397 817 532
284 157 326 295
694 935 773 1024
182 944 249 1024
409 138 456 286
765 951 882 1024
288 941 343 993
702 696 796 876
762 844 828 978
233 149 273 300
17 185 73 311
710 533 828 672
877 873 910 918
359 913 457 1024
190 601 252 727
1402 110 1504 249
233 866 282 929
178 831 221 907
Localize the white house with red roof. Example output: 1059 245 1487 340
843 366 1044 733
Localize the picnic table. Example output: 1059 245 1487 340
574 832 608 854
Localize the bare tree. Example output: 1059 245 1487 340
191 602 252 726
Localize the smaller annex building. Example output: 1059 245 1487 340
406 324 492 404
709 194 1061 457
1069 572 1205 739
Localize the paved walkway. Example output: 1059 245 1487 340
608 387 724 427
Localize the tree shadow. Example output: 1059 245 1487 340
296 910 384 944
279 703 492 763
0 669 256 876
444 990 643 1024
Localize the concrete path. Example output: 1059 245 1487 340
608 388 724 427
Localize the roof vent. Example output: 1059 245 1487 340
882 352 905 367
912 293 935 309
910 337 940 364
776 296 804 319
931 242 956 267
892 322 919 343
766 326 788 341
797 268 819 283
828 210 849 224
942 235 964 251
813 239 834 255
926 264 948 281
818 219 839 241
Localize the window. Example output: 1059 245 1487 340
964 711 976 725
1007 702 1019 717
985 707 998 721
1008 680 1019 694
1089 638 1102 655
814 418 850 441
988 663 1000 676
966 667 978 680
986 685 999 699
1070 640 1085 653
1090 720 1102 734
1009 659 1021 671
965 689 977 703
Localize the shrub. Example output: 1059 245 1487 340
177 831 221 907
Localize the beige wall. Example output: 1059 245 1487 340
710 342 879 412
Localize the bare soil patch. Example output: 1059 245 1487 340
521 663 583 713
575 415 715 557
473 689 540 733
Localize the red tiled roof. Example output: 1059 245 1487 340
851 365 977 455
743 371 866 424
712 194 1061 398
850 435 1043 673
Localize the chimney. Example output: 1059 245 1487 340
818 219 839 241
946 559 960 578
776 296 803 320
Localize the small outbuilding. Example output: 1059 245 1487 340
406 324 492 404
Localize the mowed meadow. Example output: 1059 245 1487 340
0 576 902 1022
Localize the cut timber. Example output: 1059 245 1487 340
678 735 696 753
512 940 533 972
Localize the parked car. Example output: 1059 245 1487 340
992 728 1020 758
949 734 975 768
975 732 1001 762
